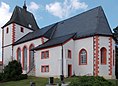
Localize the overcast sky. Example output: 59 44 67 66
0 0 118 60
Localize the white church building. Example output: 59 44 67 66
2 4 116 79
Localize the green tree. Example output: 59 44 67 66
113 26 118 79
3 60 22 81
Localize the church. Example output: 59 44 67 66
2 3 116 79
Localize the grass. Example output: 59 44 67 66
0 76 118 86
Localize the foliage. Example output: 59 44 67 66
1 60 27 81
0 73 3 81
113 26 118 79
69 76 115 86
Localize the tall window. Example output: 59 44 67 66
23 46 27 70
17 48 21 63
6 27 9 33
68 50 71 59
41 51 49 59
100 47 107 65
29 44 34 70
79 49 87 65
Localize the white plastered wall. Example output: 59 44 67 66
15 24 32 42
98 36 115 79
63 39 74 77
74 37 94 76
35 46 62 77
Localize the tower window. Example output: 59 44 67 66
21 27 24 33
6 27 9 33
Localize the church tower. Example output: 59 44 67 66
2 2 39 66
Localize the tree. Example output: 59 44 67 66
113 26 118 79
3 60 22 81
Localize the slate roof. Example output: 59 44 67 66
13 23 57 45
13 6 112 49
2 6 39 31
33 33 76 50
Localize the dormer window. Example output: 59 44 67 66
28 24 32 28
21 27 24 33
6 27 9 33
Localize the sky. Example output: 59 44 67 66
0 0 118 60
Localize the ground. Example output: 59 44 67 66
0 76 118 86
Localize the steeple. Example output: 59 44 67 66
23 0 27 10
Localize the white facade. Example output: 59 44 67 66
2 6 116 79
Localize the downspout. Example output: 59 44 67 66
61 45 64 76
60 44 64 83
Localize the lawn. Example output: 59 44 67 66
0 76 118 86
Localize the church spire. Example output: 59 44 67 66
23 0 27 10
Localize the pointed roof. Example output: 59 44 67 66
2 6 39 31
51 6 112 39
13 6 113 46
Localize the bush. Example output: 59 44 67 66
69 76 115 86
1 60 28 81
0 73 3 81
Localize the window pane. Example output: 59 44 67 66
45 51 49 58
30 45 34 70
80 49 87 64
41 52 45 59
42 66 45 72
23 47 27 70
46 66 49 72
18 49 21 62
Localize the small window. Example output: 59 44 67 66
41 51 49 59
100 47 107 65
68 50 71 59
6 27 9 33
79 49 87 65
21 27 24 32
41 65 49 72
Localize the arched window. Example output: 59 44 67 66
17 48 21 62
29 44 35 70
23 46 27 70
100 47 107 65
79 49 87 65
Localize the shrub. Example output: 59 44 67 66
69 76 115 86
0 73 3 81
2 60 27 81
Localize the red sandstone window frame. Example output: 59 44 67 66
79 49 87 65
41 51 49 59
41 65 49 72
6 27 9 33
68 50 72 59
21 27 24 33
100 47 107 65
113 50 115 66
